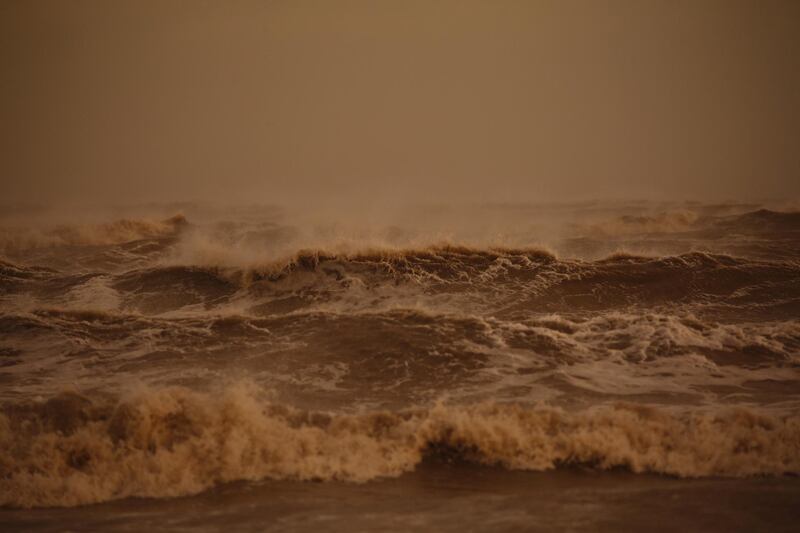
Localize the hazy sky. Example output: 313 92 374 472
1 0 799 205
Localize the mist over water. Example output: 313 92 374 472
3 1 800 206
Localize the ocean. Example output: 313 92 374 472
1 201 799 531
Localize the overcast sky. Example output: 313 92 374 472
1 0 799 206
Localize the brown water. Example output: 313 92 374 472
2 465 799 532
1 201 799 529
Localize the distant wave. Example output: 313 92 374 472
575 208 800 238
713 209 800 234
578 210 701 236
1 383 798 508
0 214 187 252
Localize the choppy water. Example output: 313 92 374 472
1 202 799 509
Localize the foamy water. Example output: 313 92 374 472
1 202 799 508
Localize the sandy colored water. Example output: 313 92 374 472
2 464 799 532
2 203 799 527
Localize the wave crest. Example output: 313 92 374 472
0 214 187 252
2 384 799 508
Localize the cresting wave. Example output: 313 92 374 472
1 384 799 508
166 243 795 282
3 245 799 321
1 206 798 260
3 243 795 283
0 214 187 252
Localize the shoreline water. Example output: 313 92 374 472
2 465 800 532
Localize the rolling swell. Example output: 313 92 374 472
711 209 800 235
539 252 800 313
3 246 798 318
101 249 800 317
1 383 799 508
194 248 799 293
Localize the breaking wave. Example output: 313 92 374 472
118 247 796 287
1 384 799 508
4 243 798 317
0 215 187 252
107 249 800 316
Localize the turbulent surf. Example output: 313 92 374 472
1 202 799 508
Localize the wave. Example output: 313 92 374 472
248 245 558 282
1 384 798 508
2 307 797 409
0 214 187 252
711 209 800 234
577 210 702 237
94 249 799 317
573 208 800 239
3 208 798 266
159 246 784 284
4 246 797 318
0 259 54 281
